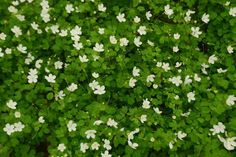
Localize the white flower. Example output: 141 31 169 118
153 107 162 114
153 84 158 89
59 29 68 37
229 7 236 17
173 33 180 40
85 130 97 139
103 139 112 150
79 55 89 63
107 118 118 128
13 122 25 132
177 131 187 140
187 91 195 102
93 120 103 125
226 95 236 106
147 40 154 46
208 54 218 64
73 41 83 50
202 13 210 23
35 59 43 69
70 26 82 36
45 74 56 83
98 28 105 34
98 3 106 12
140 114 147 123
38 116 45 123
162 63 170 71
50 25 59 34
134 16 140 23
129 77 137 88
191 27 202 38
132 66 140 77
142 98 150 109
58 143 66 152
14 111 21 118
93 43 104 52
194 74 201 82
147 74 155 83
137 26 147 35
116 13 126 22
0 32 7 40
92 72 99 78
67 120 77 132
184 75 192 85
128 140 139 149
184 10 195 22
89 80 99 90
67 83 78 92
218 135 236 151
3 123 15 135
6 100 17 109
11 26 22 37
217 68 227 73
17 44 27 53
91 142 100 150
65 4 74 13
134 36 142 47
8 5 18 13
173 46 179 52
145 11 152 20
164 5 174 17
109 35 117 44
169 141 175 149
120 38 129 47
227 45 234 54
169 76 182 86
101 150 111 157
210 122 225 135
27 69 38 83
94 85 106 95
55 90 65 100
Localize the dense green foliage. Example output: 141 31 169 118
0 0 236 156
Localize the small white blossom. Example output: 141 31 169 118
93 120 103 125
116 13 126 22
164 5 174 17
3 123 15 135
107 118 118 128
169 76 182 86
187 91 195 102
94 85 106 95
92 72 99 78
147 74 155 83
93 43 104 52
67 83 78 92
91 142 100 150
226 95 236 106
14 111 21 118
98 3 106 12
38 116 45 123
85 130 97 139
79 55 89 63
137 26 147 35
217 68 227 73
120 38 129 47
194 74 201 82
27 68 38 83
173 33 180 40
162 62 170 71
176 131 187 140
153 107 162 114
142 98 150 109
89 80 99 90
218 135 236 151
103 139 112 150
11 26 22 37
45 74 56 83
98 28 105 34
128 140 139 149
229 7 236 17
58 143 66 152
6 100 17 109
140 114 147 123
208 54 218 64
73 41 83 50
134 16 140 23
145 11 152 20
55 90 65 100
109 35 117 44
101 150 111 157
0 32 7 40
227 45 234 54
134 36 142 47
173 46 179 52
210 122 225 135
13 122 25 132
132 66 140 77
202 13 210 23
129 77 137 88
67 120 77 132
191 27 202 38
17 44 27 53
65 4 74 13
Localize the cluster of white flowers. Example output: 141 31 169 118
40 0 50 23
3 122 25 135
127 128 139 149
89 80 106 95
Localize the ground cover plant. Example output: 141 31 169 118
0 0 236 156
